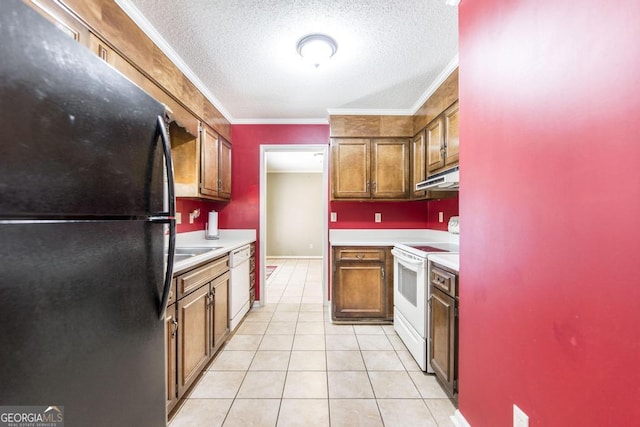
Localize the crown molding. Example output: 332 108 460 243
409 54 459 115
326 108 414 116
114 0 234 123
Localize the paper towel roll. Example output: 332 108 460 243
206 211 219 239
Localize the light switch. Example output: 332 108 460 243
176 212 182 225
438 212 444 222
375 213 382 223
330 212 337 222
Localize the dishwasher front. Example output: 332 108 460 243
228 244 251 331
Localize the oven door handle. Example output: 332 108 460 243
391 249 424 267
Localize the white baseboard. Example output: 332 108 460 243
451 410 471 427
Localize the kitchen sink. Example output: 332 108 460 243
174 247 222 255
173 253 196 262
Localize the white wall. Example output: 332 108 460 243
266 172 323 256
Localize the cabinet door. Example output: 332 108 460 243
177 284 210 396
333 261 386 318
443 101 459 168
211 272 230 353
429 287 456 396
165 303 178 413
88 32 146 88
218 137 232 200
200 125 220 197
426 116 445 173
371 138 410 199
411 131 427 199
26 0 89 44
331 138 370 199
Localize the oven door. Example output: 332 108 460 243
391 249 427 337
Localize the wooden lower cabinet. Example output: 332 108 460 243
331 246 393 321
165 303 178 413
429 262 458 398
177 283 210 396
210 272 230 353
168 256 230 417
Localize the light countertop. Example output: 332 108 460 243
329 229 459 246
428 253 460 272
173 229 256 274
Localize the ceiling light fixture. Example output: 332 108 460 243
296 34 338 68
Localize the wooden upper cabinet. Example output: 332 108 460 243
88 32 146 88
331 138 370 199
198 124 231 201
26 0 89 44
426 100 459 174
331 138 409 200
443 101 459 168
218 137 232 199
200 125 220 197
371 138 409 199
412 131 427 199
426 116 445 173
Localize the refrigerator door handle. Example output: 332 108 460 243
156 115 176 318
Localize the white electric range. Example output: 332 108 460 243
391 242 459 372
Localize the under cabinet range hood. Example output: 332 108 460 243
416 166 460 191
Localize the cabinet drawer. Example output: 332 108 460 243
335 247 385 262
430 265 457 297
177 255 229 298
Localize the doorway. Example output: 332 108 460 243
259 145 329 306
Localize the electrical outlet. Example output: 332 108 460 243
438 212 444 222
330 212 337 222
513 405 529 427
309 243 313 249
374 213 382 223
176 212 182 225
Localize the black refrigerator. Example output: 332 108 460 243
0 2 176 426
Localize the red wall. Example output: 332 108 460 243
175 198 225 233
330 196 458 230
329 201 428 229
222 124 330 300
459 1 640 426
424 196 459 231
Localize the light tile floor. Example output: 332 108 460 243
169 258 456 427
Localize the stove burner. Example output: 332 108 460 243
411 246 449 253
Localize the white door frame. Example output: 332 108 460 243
259 144 329 306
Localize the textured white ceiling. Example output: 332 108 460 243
120 0 458 122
